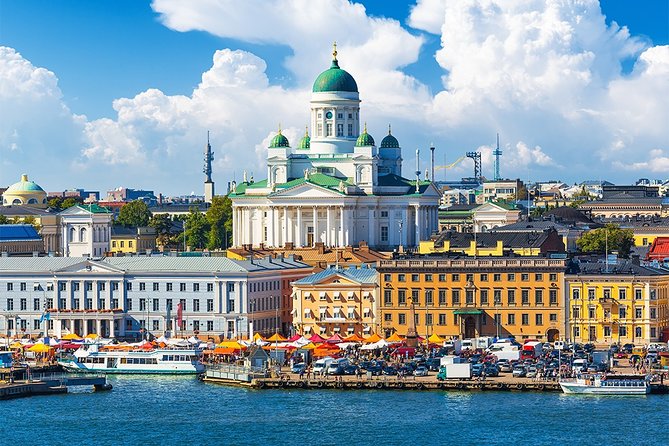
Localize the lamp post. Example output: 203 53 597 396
398 220 403 252
183 219 187 253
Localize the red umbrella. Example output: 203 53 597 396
309 333 326 343
326 333 345 344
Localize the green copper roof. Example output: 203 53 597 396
355 126 375 147
5 174 45 193
269 131 290 148
77 204 111 214
312 59 358 93
380 127 399 149
298 129 310 150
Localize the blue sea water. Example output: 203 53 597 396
3 375 666 446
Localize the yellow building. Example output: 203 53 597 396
419 229 565 257
291 266 378 337
110 226 156 255
565 260 669 346
2 174 48 208
377 257 567 342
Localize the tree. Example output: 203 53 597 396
22 215 42 232
47 197 63 210
61 197 82 209
0 215 7 225
576 223 635 258
118 200 152 227
149 213 173 246
184 208 209 250
206 195 232 250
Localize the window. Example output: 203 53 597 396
348 123 353 136
193 300 200 312
507 273 515 281
207 283 214 292
507 289 516 305
20 282 26 291
604 326 611 337
139 298 146 311
573 306 580 318
111 298 119 309
549 313 557 322
588 307 596 319
227 283 235 292
207 321 214 331
85 282 92 291
398 274 405 282
521 274 529 282
384 290 392 306
425 274 433 282
384 314 392 322
466 274 473 282
414 314 420 325
635 307 643 318
20 298 27 310
380 226 388 242
452 290 460 305
337 123 343 137
46 298 53 309
619 289 626 300
635 327 642 338
228 299 235 312
535 273 543 281
193 283 200 292
534 289 543 305
6 283 12 291
6 298 13 311
650 327 657 338
426 313 433 326
326 123 332 136
180 283 186 292
507 313 515 325
398 313 406 325
438 314 446 325
381 211 388 218
634 289 642 300
126 282 133 291
383 274 391 282
207 299 214 312
98 282 105 291
439 274 447 282
521 314 529 325
573 326 580 338
166 283 173 292
619 306 626 318
33 298 40 311
650 308 657 319
425 290 433 305
411 289 420 306
572 288 580 300
535 314 543 325
480 289 488 305
493 274 501 282
411 274 419 282
588 289 595 300
603 289 611 299
153 299 159 312
493 290 502 305
59 282 66 292
465 290 474 305
619 326 627 337
521 289 529 305
549 273 557 281
153 283 159 291
398 290 406 305
438 290 446 305
549 290 558 306
480 274 488 282
493 314 501 327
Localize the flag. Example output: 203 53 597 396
39 311 50 323
176 302 183 328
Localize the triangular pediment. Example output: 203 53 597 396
59 206 92 216
312 273 362 286
56 259 125 274
271 182 343 198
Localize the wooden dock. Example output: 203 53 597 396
0 373 111 400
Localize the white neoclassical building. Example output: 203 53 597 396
59 205 113 258
230 47 440 249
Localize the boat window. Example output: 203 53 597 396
163 355 168 361
121 358 127 364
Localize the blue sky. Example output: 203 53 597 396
0 0 667 194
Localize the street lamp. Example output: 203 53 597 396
398 220 403 252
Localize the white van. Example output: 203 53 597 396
326 358 349 375
572 358 588 371
554 341 566 351
313 357 334 375
461 339 474 351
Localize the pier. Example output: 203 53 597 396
0 372 112 400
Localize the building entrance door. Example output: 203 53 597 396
464 317 476 339
307 226 314 246
546 328 559 342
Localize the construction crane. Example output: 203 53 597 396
434 156 466 171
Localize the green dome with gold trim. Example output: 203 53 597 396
380 125 400 148
298 128 310 150
355 124 375 147
269 129 290 148
312 43 358 93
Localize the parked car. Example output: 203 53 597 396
526 366 538 379
622 343 634 354
382 366 398 376
414 366 429 377
344 365 359 375
484 365 500 377
291 363 306 374
512 366 527 378
498 361 513 373
471 364 484 377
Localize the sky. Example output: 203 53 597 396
0 0 667 196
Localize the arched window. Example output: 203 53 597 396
70 227 77 242
28 198 37 204
635 327 642 338
80 227 87 242
12 199 22 205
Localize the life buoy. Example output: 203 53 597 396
536 384 545 391
456 382 465 390
515 383 525 390
416 383 425 390
356 382 363 389
474 383 483 389
496 383 504 390
257 381 265 389
297 381 306 388
437 382 445 389
376 382 384 389
336 381 344 389
397 382 405 389
281 380 288 388
287 380 296 387
317 381 325 388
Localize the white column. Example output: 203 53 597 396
389 208 395 246
273 207 280 248
283 206 288 247
338 206 344 247
414 205 420 246
368 206 375 245
326 206 332 246
297 207 303 248
312 206 317 246
267 206 274 247
232 207 238 246
344 207 350 246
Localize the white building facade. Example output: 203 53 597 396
0 256 311 340
59 205 113 258
230 48 440 250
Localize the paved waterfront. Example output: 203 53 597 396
4 374 666 446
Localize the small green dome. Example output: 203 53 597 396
5 174 45 192
380 125 400 148
298 128 310 150
355 124 375 147
269 130 290 148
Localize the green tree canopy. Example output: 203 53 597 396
184 208 209 250
206 195 232 250
61 197 82 209
47 197 63 210
576 223 635 258
0 215 8 225
117 200 152 227
149 213 173 246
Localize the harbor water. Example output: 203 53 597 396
4 375 666 446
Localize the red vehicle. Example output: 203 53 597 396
521 341 543 359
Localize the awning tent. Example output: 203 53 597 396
386 333 404 343
308 333 326 343
326 333 345 344
28 343 52 353
343 334 365 343
217 340 245 350
253 333 266 342
266 333 287 343
363 333 382 343
428 333 444 343
61 333 83 341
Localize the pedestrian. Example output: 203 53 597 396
306 367 311 381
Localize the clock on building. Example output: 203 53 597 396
325 111 333 119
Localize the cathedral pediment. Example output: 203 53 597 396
270 181 344 199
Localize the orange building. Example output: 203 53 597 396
376 257 567 342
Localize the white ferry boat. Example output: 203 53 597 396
59 344 205 375
559 374 650 395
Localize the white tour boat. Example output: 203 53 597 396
59 344 205 375
559 374 650 395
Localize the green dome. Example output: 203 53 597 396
298 128 310 149
355 125 375 147
380 125 400 148
5 174 45 192
269 130 290 148
312 59 358 93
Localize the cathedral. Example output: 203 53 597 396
230 45 440 249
